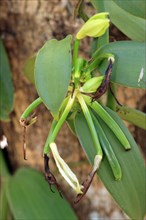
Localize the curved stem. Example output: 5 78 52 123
20 97 42 119
75 0 89 22
43 119 58 154
77 93 102 157
43 94 76 154
84 53 114 73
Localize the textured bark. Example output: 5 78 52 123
0 0 81 167
0 1 145 219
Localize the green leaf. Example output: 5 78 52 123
91 0 146 41
35 35 72 115
94 41 146 89
74 109 145 219
0 150 10 220
66 118 77 136
0 39 14 121
115 105 146 130
0 185 9 220
23 55 35 84
113 0 145 19
6 168 77 220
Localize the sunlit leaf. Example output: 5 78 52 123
35 35 72 115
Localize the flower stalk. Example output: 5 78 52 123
20 97 42 122
44 93 76 155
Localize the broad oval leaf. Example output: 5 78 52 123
35 35 72 115
74 109 145 219
0 39 14 121
91 0 146 42
6 168 77 220
94 41 146 88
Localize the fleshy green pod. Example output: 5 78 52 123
80 76 104 93
77 93 103 157
91 111 122 180
83 95 131 150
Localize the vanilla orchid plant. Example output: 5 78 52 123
20 11 145 218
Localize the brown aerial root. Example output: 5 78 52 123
44 154 63 198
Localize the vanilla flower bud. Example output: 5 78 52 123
76 12 110 39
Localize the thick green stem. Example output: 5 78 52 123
20 97 42 119
73 39 80 68
43 120 58 154
43 94 76 154
77 93 102 156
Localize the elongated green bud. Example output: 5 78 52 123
77 93 103 157
83 95 131 150
91 111 122 180
80 76 104 93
